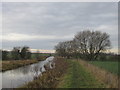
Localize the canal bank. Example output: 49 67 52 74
1 56 55 88
20 57 69 88
1 60 39 72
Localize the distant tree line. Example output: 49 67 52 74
55 30 113 61
2 46 31 60
95 53 119 61
1 47 54 61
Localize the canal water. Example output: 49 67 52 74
1 56 54 88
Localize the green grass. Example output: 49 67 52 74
57 60 105 88
89 61 119 75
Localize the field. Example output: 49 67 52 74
31 53 54 60
1 60 39 72
89 61 119 75
79 60 118 88
57 60 105 88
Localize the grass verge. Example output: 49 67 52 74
0 60 39 72
57 60 105 88
79 60 119 88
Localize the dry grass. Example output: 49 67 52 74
1 60 39 72
78 59 119 88
20 57 69 88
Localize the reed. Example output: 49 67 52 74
20 57 69 88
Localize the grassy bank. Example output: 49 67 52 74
18 58 118 88
20 57 69 88
79 60 118 88
0 60 39 72
57 60 105 88
89 61 119 75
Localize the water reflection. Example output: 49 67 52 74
1 56 54 88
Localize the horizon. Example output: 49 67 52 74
1 48 118 54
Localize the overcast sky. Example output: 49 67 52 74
1 2 118 52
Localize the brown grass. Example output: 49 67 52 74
1 60 39 72
78 59 119 88
20 57 69 88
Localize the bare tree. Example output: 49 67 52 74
2 50 9 60
55 42 67 57
55 30 111 60
11 46 31 60
74 30 111 60
20 46 31 59
63 41 76 58
11 47 21 60
55 40 77 58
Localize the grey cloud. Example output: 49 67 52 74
2 2 118 50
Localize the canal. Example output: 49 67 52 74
1 56 54 88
